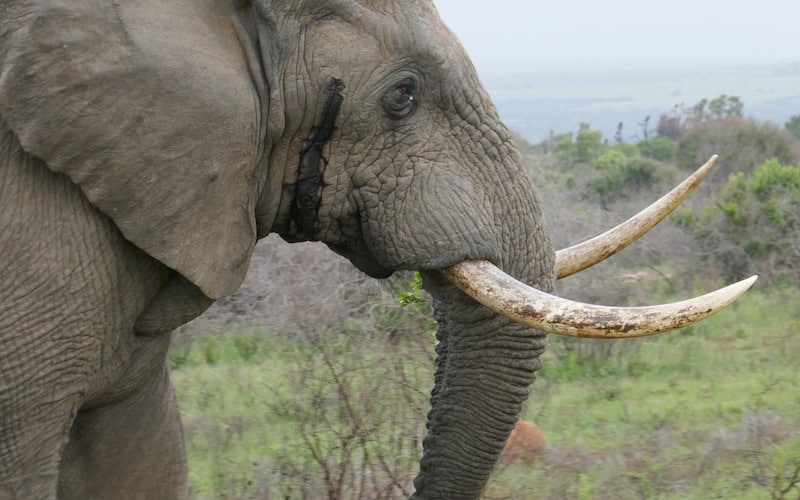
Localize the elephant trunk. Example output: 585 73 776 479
412 271 547 499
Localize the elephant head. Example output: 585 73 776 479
0 0 754 498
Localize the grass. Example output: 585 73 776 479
170 285 800 499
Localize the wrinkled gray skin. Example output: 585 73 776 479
0 1 553 498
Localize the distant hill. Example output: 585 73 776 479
478 60 800 143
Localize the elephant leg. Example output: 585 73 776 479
0 373 82 499
58 363 188 500
1 125 104 498
1 123 186 499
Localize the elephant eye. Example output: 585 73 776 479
382 79 417 120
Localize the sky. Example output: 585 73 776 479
433 1 800 71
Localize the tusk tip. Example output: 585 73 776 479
709 274 758 306
739 274 758 290
698 154 719 175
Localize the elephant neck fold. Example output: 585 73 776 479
288 78 345 240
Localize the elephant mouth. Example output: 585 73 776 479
327 242 394 279
440 156 758 339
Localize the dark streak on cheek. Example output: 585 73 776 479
292 77 345 238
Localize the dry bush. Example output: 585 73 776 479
703 412 800 499
499 420 547 465
676 117 800 198
178 235 392 340
266 332 434 500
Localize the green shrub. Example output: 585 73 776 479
682 158 800 282
585 157 661 208
553 132 576 164
612 141 639 157
575 127 604 165
550 125 608 168
637 137 676 161
594 150 627 170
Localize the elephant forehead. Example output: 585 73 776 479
304 1 476 78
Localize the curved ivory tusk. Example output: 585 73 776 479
442 260 757 339
555 155 718 279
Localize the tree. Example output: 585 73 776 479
692 98 708 123
707 95 743 119
585 156 661 208
657 105 685 141
637 115 651 140
637 138 676 161
656 96 745 141
575 124 604 165
785 114 800 141
614 122 623 144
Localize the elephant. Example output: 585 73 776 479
0 1 756 498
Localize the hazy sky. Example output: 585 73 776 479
433 1 800 70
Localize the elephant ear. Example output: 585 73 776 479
0 1 264 299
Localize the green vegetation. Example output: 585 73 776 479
489 285 800 499
587 155 662 208
171 286 800 499
529 94 800 285
396 271 425 306
172 329 434 498
637 137 676 161
675 158 800 283
786 114 800 141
